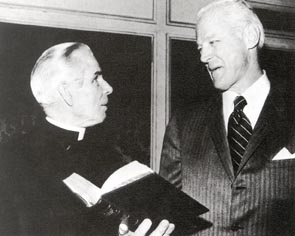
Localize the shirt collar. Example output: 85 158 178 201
222 70 270 131
46 117 86 141
242 71 270 111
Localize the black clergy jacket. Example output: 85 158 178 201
0 119 126 236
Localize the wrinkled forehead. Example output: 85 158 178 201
196 11 233 44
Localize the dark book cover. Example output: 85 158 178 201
98 173 211 235
64 162 212 235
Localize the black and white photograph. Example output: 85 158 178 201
0 0 294 235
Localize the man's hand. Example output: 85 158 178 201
118 219 175 236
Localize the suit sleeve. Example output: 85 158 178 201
159 112 182 189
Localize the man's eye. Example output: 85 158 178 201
209 40 219 45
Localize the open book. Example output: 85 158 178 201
63 161 211 234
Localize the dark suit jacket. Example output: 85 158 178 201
160 79 295 236
0 120 126 236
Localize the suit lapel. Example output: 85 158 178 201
238 84 289 173
207 94 235 181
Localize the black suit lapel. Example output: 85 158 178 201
180 94 234 181
207 94 235 181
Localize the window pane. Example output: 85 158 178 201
255 8 295 32
170 39 215 113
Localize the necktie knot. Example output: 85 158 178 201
234 96 247 112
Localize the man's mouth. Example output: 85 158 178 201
208 66 221 73
100 99 108 106
100 104 108 111
206 65 223 80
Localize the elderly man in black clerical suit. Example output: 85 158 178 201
160 0 295 236
0 42 174 236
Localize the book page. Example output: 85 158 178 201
63 161 153 207
63 173 103 207
101 161 154 194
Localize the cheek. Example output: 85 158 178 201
77 88 97 104
71 92 92 113
227 48 248 71
74 95 88 108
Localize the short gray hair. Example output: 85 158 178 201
196 0 264 48
30 42 90 104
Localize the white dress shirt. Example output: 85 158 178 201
222 71 270 133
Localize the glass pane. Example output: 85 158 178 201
0 22 151 165
254 8 295 32
170 39 215 113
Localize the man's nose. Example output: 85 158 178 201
200 46 213 64
100 78 113 95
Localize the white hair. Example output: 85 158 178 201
196 0 265 48
30 42 91 105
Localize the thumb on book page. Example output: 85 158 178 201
119 223 130 236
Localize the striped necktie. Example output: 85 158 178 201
227 96 253 175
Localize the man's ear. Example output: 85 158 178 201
57 84 73 106
243 23 260 49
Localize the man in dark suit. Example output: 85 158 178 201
160 0 295 235
0 42 174 236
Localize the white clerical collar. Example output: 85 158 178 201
223 70 270 131
46 117 86 141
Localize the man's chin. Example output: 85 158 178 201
212 78 230 91
81 116 106 128
212 80 222 90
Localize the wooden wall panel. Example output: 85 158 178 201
169 0 295 25
0 0 154 21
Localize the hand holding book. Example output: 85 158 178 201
119 218 175 236
63 161 211 235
